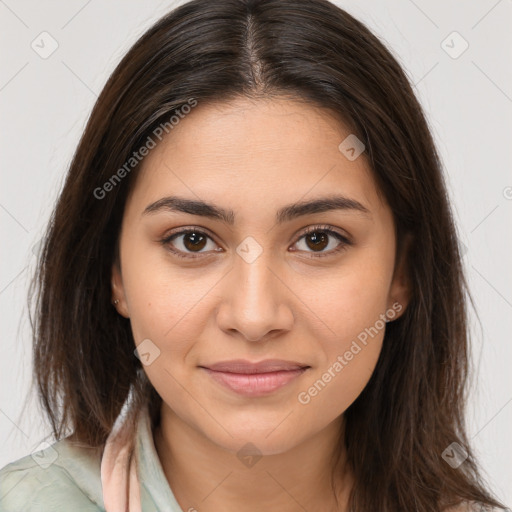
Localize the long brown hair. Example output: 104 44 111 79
28 0 505 510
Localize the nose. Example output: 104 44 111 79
215 253 294 342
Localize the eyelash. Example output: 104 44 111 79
160 224 352 260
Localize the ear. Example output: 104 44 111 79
111 261 130 318
386 231 412 322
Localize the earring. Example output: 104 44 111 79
112 299 119 306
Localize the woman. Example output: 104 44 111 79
0 0 507 510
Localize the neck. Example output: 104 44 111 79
153 403 353 512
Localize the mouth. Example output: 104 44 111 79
198 359 311 397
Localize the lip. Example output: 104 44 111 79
201 359 309 374
199 359 310 397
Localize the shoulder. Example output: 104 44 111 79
0 437 105 512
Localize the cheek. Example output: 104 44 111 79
294 254 392 350
290 256 390 409
121 240 220 345
295 334 383 423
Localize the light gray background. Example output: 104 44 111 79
1 0 511 506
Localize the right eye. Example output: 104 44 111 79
161 228 223 259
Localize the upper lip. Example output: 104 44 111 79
200 359 310 374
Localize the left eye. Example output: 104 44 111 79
291 228 350 257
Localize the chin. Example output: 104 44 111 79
203 419 305 457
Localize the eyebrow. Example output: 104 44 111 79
142 194 371 225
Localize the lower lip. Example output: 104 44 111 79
201 368 308 397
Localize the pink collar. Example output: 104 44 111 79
100 405 142 512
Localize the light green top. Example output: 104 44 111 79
0 406 184 512
0 409 506 512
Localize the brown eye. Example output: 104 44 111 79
304 231 329 251
162 228 220 258
292 226 351 258
182 231 207 251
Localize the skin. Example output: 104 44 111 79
111 96 410 512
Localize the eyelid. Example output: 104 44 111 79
296 224 351 243
162 224 217 242
160 224 352 259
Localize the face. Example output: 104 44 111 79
112 96 409 456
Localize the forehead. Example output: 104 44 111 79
128 96 386 217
